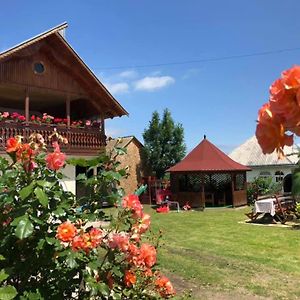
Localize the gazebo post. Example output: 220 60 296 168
231 173 235 207
201 172 205 208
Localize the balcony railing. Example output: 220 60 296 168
0 122 106 155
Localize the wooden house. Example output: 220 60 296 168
168 136 250 208
0 23 128 194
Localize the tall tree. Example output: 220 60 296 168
143 109 186 178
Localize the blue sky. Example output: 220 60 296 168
1 1 300 153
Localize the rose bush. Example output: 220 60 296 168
0 133 175 299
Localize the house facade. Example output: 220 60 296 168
106 136 147 195
229 136 298 184
0 23 127 195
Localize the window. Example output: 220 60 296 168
178 174 202 192
33 62 45 74
235 173 245 191
275 171 284 182
259 171 271 179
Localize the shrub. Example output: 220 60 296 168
247 177 282 204
0 132 175 299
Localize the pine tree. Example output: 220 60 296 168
143 109 186 178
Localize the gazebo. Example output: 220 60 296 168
167 136 251 208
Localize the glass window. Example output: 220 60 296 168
275 171 284 182
259 171 271 179
33 62 45 74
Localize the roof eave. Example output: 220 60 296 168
0 23 128 119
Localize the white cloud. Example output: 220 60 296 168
118 70 138 79
134 76 175 91
104 82 129 95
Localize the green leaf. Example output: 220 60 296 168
67 158 88 167
34 187 48 207
36 239 45 251
112 266 123 278
52 207 65 217
36 180 54 188
19 183 34 200
45 237 57 245
65 252 78 269
15 217 34 240
10 215 26 227
0 255 5 261
0 269 9 283
115 147 127 155
20 291 43 300
118 169 127 177
97 283 110 297
29 215 43 225
0 285 17 300
76 174 87 181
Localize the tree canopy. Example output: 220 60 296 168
143 109 186 179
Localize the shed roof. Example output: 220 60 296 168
229 136 298 166
0 23 128 119
168 136 250 172
106 136 143 152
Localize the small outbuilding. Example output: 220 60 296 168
167 136 251 208
106 136 148 195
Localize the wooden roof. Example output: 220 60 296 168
168 136 251 172
0 23 128 119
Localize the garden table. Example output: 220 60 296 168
254 198 276 216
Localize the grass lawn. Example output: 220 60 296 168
142 206 300 300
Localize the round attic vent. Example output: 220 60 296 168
33 62 45 74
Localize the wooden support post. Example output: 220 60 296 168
66 95 70 128
231 173 235 207
201 173 205 208
100 114 105 135
25 88 29 123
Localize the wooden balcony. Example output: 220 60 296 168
0 122 105 155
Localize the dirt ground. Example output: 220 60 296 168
167 272 273 300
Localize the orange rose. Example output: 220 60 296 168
46 151 66 171
256 102 293 155
56 222 77 242
122 194 143 219
281 65 300 90
155 275 175 298
6 137 21 153
71 235 84 251
132 213 151 235
139 243 157 268
124 270 136 287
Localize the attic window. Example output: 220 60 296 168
33 62 45 74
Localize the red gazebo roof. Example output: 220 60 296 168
168 136 251 172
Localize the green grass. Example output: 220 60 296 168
143 206 300 299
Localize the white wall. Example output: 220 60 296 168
246 165 296 183
62 155 98 195
61 164 76 194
